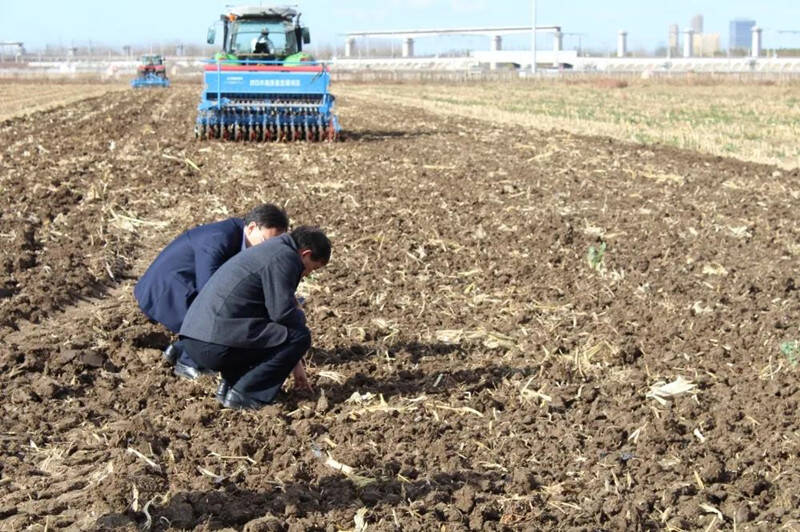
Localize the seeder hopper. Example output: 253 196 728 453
196 5 340 141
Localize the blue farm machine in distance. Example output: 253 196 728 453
196 5 340 141
131 55 170 88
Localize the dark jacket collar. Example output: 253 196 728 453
277 232 298 251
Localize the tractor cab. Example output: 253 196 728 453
207 5 311 61
139 55 164 67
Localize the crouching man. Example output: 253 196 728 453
135 203 289 336
173 226 331 410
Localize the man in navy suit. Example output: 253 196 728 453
176 226 331 409
134 204 289 375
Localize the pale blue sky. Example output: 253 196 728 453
2 1 799 53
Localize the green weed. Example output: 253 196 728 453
587 242 607 272
780 341 800 367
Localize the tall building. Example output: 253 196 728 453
693 33 721 56
668 24 679 56
691 15 704 34
730 19 756 50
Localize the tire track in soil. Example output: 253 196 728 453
0 84 128 122
0 90 179 331
0 90 210 528
1 285 156 530
2 84 800 530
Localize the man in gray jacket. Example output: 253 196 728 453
172 226 331 410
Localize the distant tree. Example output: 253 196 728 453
776 48 800 57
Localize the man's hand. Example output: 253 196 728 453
292 360 313 393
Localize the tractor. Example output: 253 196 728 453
196 5 340 141
131 54 170 88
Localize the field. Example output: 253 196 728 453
1 80 800 530
0 81 127 121
345 79 800 169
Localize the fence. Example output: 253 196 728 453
3 56 800 83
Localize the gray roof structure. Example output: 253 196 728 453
226 5 297 20
345 26 561 39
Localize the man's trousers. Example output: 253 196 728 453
176 326 311 404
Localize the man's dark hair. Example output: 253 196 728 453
290 226 331 264
244 204 289 231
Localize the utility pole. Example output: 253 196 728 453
531 0 537 73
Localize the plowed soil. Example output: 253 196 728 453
1 83 800 531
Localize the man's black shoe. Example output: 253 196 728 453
215 379 230 402
173 359 215 380
174 360 201 380
221 388 266 410
174 360 206 380
163 344 180 366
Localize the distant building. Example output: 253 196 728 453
693 33 720 56
668 24 680 56
691 15 704 34
730 19 756 50
0 41 25 61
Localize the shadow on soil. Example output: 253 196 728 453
95 471 511 531
313 341 462 365
321 364 534 408
343 129 434 142
309 340 536 408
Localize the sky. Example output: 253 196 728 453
2 0 800 54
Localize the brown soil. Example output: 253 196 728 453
1 84 800 531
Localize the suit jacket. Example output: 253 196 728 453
179 233 306 349
134 218 245 333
